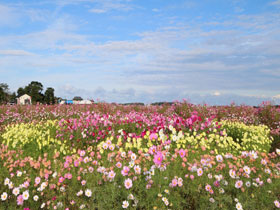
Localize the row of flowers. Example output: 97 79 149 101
0 103 279 209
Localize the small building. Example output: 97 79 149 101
17 94 32 105
79 100 92 105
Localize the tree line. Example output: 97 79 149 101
0 81 58 105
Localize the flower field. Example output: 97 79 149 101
0 102 280 210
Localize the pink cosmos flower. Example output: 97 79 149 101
197 168 203 176
153 151 163 165
134 165 141 174
213 180 220 187
274 200 280 208
116 162 122 168
88 167 94 173
74 160 79 167
171 178 178 187
235 180 243 189
58 177 65 183
23 181 30 188
205 184 212 192
149 133 158 140
149 146 157 155
35 177 41 185
108 170 116 180
79 150 86 157
178 149 186 158
121 166 130 176
64 162 70 168
17 195 24 206
124 178 133 189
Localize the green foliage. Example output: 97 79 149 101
44 87 55 104
0 83 9 104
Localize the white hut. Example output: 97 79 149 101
17 94 32 105
79 100 92 105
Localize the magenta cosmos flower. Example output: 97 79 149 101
178 149 186 158
149 133 158 140
153 151 163 165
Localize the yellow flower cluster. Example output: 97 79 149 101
221 120 272 153
176 121 272 154
1 120 70 155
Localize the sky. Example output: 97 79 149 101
0 0 280 105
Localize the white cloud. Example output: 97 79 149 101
0 5 279 102
271 0 280 6
88 0 134 13
273 94 280 99
213 91 221 96
89 8 107 13
0 4 19 26
0 50 34 56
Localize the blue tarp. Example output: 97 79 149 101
66 100 73 104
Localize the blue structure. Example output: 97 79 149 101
66 100 73 104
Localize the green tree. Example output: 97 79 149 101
9 92 17 103
44 87 55 104
73 96 83 101
25 81 44 104
0 83 9 104
17 87 26 97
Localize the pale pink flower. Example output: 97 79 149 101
134 165 141 175
121 166 130 176
35 177 41 185
171 178 178 187
235 180 243 189
124 178 133 189
108 170 116 180
197 168 203 176
205 184 212 192
116 162 122 168
149 133 158 140
274 200 280 208
17 195 24 206
81 180 86 186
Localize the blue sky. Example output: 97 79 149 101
0 0 280 105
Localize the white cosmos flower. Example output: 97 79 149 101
1 192 8 201
4 178 10 185
41 202 46 208
122 200 129 208
85 189 92 197
131 153 137 161
216 155 223 162
12 187 20 196
77 190 83 196
243 166 251 175
22 190 29 200
33 195 39 201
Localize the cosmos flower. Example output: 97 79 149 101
22 190 29 200
216 155 223 163
85 189 92 197
124 178 133 189
197 168 203 176
122 200 129 208
235 180 243 189
1 192 7 201
153 152 163 165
